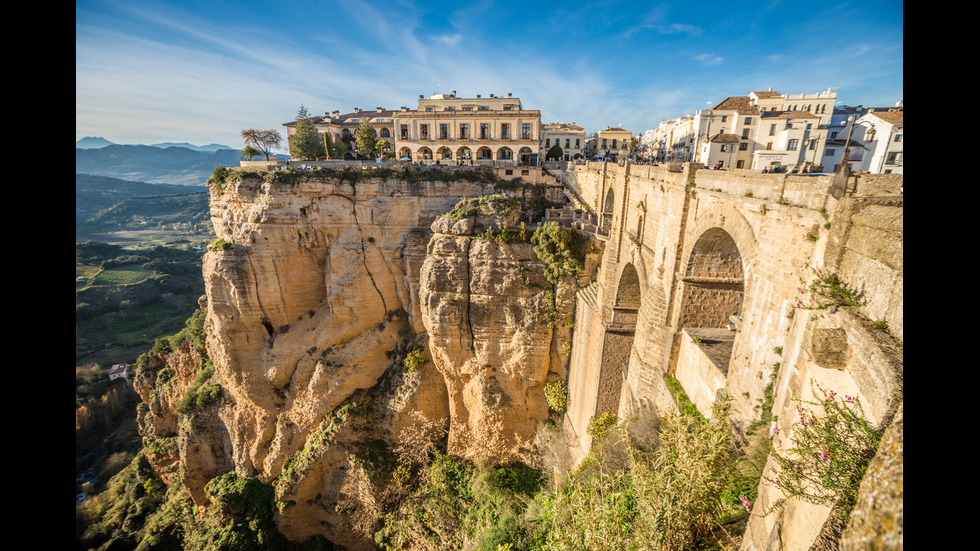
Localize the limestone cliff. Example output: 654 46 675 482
196 170 571 546
419 198 576 464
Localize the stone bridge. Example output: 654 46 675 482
563 163 903 549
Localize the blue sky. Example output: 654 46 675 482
76 0 903 150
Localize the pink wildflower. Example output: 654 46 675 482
740 495 753 510
820 449 830 462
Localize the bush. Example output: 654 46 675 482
544 381 568 413
531 222 592 285
764 383 883 517
402 347 425 372
587 413 618 440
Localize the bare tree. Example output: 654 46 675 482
241 129 282 160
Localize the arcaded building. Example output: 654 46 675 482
392 91 542 165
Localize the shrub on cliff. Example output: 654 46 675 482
531 222 591 285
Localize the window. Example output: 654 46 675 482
830 131 838 139
420 125 428 139
885 151 903 165
806 123 812 130
809 139 818 150
504 105 513 111
825 148 836 156
721 116 728 122
739 143 748 150
522 123 531 139
425 107 433 112
769 124 776 136
742 129 750 139
894 134 903 143
575 138 580 147
787 139 799 151
612 139 618 148
737 160 745 168
439 124 448 139
744 117 752 125
505 169 513 175
342 129 352 138
721 144 728 152
400 125 408 139
380 128 390 138
501 124 510 139
766 142 773 150
565 139 570 148
602 139 608 149
459 124 468 138
481 123 489 139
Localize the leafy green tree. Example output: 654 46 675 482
547 144 564 160
330 141 349 159
354 119 378 159
376 139 392 158
240 129 281 160
289 106 325 160
240 145 260 160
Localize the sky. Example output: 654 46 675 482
76 0 903 151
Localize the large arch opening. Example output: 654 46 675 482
670 228 745 413
596 263 640 417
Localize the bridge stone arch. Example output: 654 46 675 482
600 188 615 234
595 262 642 417
669 204 758 381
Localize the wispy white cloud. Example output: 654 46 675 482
695 53 724 65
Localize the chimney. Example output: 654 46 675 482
452 90 456 97
476 94 481 98
376 107 383 113
400 106 408 112
332 110 339 118
419 94 424 99
508 93 512 97
354 107 361 113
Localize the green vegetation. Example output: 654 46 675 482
546 144 563 160
175 359 223 416
354 119 378 159
76 174 211 234
872 319 890 333
764 383 883 524
586 412 619 440
665 376 704 421
373 453 544 551
798 271 862 310
76 242 206 368
531 222 592 285
402 347 426 373
544 381 568 413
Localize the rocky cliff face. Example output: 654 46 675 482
419 199 576 464
195 172 571 545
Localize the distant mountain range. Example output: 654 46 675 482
76 137 287 186
75 136 233 152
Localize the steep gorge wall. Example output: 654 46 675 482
196 172 573 546
199 174 491 543
419 204 575 464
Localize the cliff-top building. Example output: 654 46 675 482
542 123 587 161
392 91 542 165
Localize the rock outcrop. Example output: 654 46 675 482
419 197 576 464
196 171 570 545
